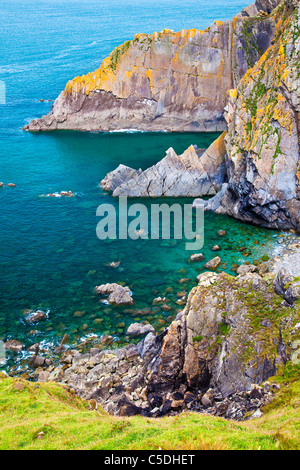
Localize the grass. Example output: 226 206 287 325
0 370 299 450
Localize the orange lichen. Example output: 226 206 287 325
228 89 238 100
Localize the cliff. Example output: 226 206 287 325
100 132 227 197
25 1 279 132
195 0 300 231
1 372 300 449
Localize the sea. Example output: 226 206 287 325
0 0 287 369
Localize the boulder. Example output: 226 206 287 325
189 253 205 262
236 264 258 275
4 339 24 352
28 355 46 369
25 310 47 324
94 283 133 305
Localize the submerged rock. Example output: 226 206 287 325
94 283 133 305
126 323 155 337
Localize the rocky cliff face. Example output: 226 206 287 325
25 2 278 133
195 0 300 231
146 265 300 404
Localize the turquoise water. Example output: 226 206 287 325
0 0 283 366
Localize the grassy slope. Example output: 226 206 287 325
0 368 299 450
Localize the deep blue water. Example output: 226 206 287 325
0 0 284 367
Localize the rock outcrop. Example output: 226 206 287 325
30 258 299 420
100 132 226 197
195 0 300 231
146 266 300 402
101 165 142 192
25 1 279 133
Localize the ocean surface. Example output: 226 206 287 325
0 0 286 369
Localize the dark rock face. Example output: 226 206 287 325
273 268 294 296
146 321 186 400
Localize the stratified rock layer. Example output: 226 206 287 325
25 3 278 133
146 267 300 400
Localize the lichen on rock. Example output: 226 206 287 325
197 0 300 232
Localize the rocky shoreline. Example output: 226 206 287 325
3 235 299 421
100 134 226 198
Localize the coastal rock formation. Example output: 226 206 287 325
101 165 142 192
24 1 278 133
101 132 226 197
195 0 300 231
94 283 133 305
29 257 299 419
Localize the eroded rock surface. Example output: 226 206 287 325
25 2 278 133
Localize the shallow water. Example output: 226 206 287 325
0 0 286 367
